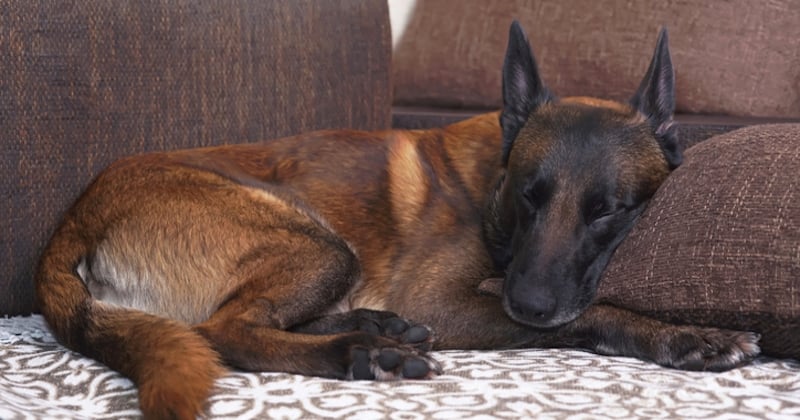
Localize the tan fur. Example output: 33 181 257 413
388 132 430 231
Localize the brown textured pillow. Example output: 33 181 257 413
392 0 800 118
598 124 800 359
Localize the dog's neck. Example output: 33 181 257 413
440 111 505 205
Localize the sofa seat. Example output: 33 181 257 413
2 315 798 419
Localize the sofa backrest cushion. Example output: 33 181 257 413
392 0 800 118
0 0 391 315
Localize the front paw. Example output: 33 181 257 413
658 327 761 371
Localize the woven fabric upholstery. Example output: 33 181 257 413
598 124 800 359
392 0 800 118
0 0 391 315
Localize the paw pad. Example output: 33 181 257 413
348 345 441 381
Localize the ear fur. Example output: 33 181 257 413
630 28 682 168
500 21 552 166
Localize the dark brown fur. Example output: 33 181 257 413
36 23 759 419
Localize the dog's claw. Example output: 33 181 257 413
662 328 761 371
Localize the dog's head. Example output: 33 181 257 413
484 22 681 328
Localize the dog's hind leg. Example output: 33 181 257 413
193 239 440 380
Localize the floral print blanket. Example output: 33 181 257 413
1 316 798 419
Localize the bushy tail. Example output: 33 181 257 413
35 222 224 419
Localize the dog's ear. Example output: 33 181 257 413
630 28 681 168
500 21 552 165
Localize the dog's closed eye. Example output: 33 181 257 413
521 178 552 210
585 200 613 224
591 212 617 227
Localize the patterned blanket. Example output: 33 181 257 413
1 316 798 419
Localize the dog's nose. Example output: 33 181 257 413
508 285 558 323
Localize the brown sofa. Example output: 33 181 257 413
0 1 797 418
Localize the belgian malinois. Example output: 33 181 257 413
36 22 759 419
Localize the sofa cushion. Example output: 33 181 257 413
2 315 799 418
392 0 800 118
598 124 800 359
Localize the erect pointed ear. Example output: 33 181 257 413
500 21 553 166
630 28 682 168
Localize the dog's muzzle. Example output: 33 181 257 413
502 276 578 328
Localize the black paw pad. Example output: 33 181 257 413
377 349 402 371
402 325 430 343
351 348 375 380
384 317 410 335
401 358 431 379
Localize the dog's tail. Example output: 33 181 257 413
35 218 224 419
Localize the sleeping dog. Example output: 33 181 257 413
36 22 759 419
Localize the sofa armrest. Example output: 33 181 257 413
0 0 391 315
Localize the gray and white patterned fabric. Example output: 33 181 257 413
1 316 798 419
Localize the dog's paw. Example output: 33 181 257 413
348 345 442 380
351 309 435 352
290 309 436 351
375 316 435 352
660 327 761 372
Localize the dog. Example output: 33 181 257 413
36 22 760 419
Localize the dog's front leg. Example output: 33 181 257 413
405 285 759 371
396 286 551 350
554 304 761 371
